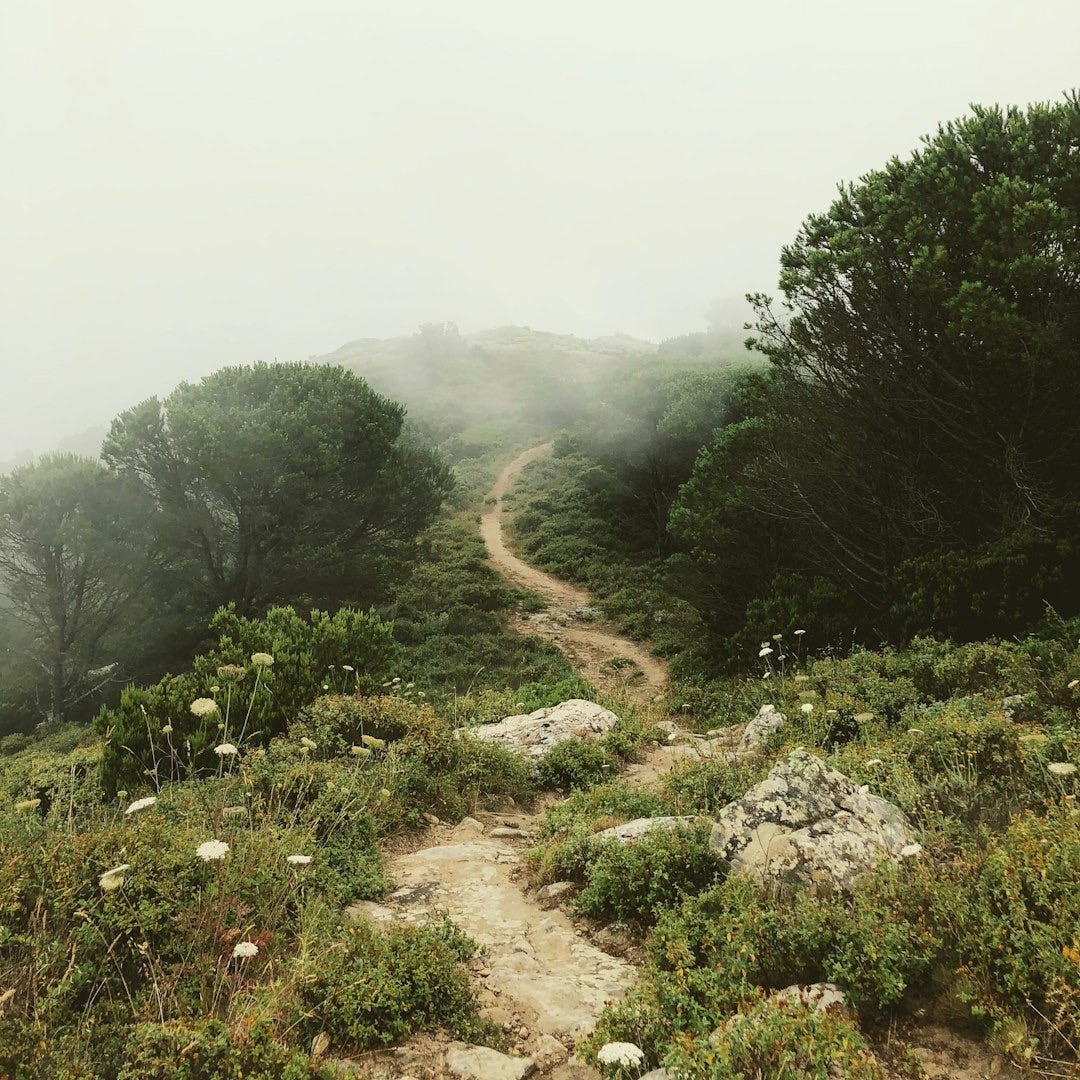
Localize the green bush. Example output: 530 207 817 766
957 807 1080 1058
574 823 720 926
117 1019 328 1080
293 917 488 1051
537 738 620 790
96 605 399 795
664 999 883 1080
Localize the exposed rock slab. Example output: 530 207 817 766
709 749 915 894
461 699 619 759
349 838 634 1039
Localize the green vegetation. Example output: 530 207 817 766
2 95 1080 1078
0 684 539 1079
513 98 1080 676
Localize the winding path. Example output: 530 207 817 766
481 443 669 705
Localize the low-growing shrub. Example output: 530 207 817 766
664 1000 884 1080
292 917 489 1051
117 1019 329 1080
574 823 720 926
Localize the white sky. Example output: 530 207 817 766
2 0 1078 458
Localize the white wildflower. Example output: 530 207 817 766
864 758 883 767
161 725 173 735
350 745 372 758
231 940 259 959
222 805 247 818
125 796 157 815
190 698 218 718
342 665 354 672
99 864 131 891
758 646 773 658
1049 762 1077 778
900 843 923 858
597 1042 645 1069
250 652 274 668
214 743 239 757
286 854 313 866
195 840 230 862
794 629 806 636
800 703 814 714
360 734 385 750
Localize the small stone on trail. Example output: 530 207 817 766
536 880 576 906
453 816 485 838
444 1041 535 1080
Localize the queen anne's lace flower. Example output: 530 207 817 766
1049 762 1077 777
596 1043 645 1068
125 796 157 815
99 864 131 891
195 840 230 862
900 843 923 858
286 854 313 866
190 698 218 718
214 743 238 757
300 737 317 750
758 646 774 658
251 652 274 668
800 703 814 714
231 941 259 959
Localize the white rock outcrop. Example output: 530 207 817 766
709 749 915 894
593 816 700 843
461 699 618 758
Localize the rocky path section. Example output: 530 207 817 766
481 443 668 705
350 813 635 1077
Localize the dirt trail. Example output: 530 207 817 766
349 812 636 1077
341 448 1019 1080
481 443 669 705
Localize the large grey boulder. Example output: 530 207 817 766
709 749 915 894
461 699 618 758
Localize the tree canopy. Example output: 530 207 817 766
673 97 1080 658
0 454 157 722
103 363 453 620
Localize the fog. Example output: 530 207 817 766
2 0 1078 461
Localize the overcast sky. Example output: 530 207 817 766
2 1 1078 460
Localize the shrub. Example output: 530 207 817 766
664 1000 883 1080
96 605 399 795
292 917 488 1051
117 1019 328 1080
957 807 1080 1059
537 738 620 791
574 823 720 926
